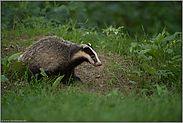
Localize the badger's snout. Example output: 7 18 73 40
95 61 102 66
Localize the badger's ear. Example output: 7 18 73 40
87 43 92 47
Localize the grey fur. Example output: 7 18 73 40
18 36 102 84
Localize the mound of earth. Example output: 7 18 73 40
61 52 135 95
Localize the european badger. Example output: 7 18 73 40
18 36 102 84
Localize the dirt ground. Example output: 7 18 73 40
60 51 136 95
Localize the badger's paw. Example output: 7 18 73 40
73 76 82 83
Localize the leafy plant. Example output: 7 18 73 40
39 67 65 90
102 25 125 38
1 52 26 79
126 28 182 91
1 75 9 82
40 68 48 78
52 75 65 90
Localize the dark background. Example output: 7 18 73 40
1 1 182 36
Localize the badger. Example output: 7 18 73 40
18 36 102 84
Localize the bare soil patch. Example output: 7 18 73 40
60 52 136 95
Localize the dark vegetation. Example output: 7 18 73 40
1 1 182 122
2 1 181 36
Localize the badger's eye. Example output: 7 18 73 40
91 55 95 58
91 55 97 62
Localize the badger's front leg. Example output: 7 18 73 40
62 70 81 85
72 70 82 82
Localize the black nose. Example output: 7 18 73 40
97 62 102 66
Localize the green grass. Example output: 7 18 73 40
1 86 182 122
1 20 182 122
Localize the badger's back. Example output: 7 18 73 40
19 36 78 74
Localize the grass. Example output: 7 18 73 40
1 86 182 122
1 20 182 122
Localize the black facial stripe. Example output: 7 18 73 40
83 47 94 56
83 47 97 62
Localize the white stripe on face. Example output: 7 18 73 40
87 46 101 65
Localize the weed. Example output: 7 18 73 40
126 28 182 92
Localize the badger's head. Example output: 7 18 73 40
71 43 102 67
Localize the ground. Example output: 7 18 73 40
61 51 136 95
